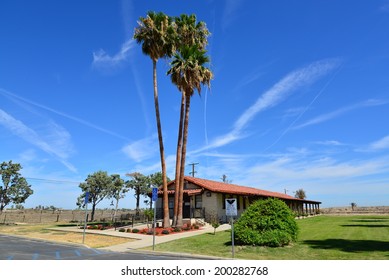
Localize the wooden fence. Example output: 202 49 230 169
0 209 142 224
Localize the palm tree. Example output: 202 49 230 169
170 14 210 227
168 45 213 227
133 11 175 228
173 14 209 49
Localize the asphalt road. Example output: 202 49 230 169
0 234 200 260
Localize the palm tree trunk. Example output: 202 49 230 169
173 92 185 227
152 59 170 228
176 94 191 228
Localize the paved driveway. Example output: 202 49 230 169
0 234 201 260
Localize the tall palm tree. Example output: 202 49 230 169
133 11 175 228
170 14 210 226
174 14 209 49
168 45 213 227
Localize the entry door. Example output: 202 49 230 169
183 196 191 218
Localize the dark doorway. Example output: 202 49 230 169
183 196 191 218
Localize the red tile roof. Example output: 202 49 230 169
165 176 321 204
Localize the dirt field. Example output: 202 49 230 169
0 223 134 248
321 206 389 215
0 209 137 224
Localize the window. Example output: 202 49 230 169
168 196 174 209
195 195 202 209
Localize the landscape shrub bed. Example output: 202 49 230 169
130 223 202 235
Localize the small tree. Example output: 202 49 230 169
294 189 306 199
351 202 357 211
76 171 115 221
0 160 33 212
211 220 220 235
107 174 128 221
235 198 298 247
126 172 150 216
143 208 154 230
206 211 220 235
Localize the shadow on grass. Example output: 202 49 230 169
303 239 389 252
350 219 389 223
341 224 389 228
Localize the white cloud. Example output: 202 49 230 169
0 88 129 141
369 135 389 151
293 99 388 130
0 109 76 172
314 140 345 146
221 0 244 31
237 154 389 198
122 135 158 162
92 39 135 69
198 59 339 151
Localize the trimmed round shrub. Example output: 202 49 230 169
161 229 170 235
234 198 298 247
118 228 126 232
131 228 140 233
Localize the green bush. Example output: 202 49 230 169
161 229 170 234
234 198 298 247
131 228 140 233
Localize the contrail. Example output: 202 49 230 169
263 62 343 152
0 88 130 141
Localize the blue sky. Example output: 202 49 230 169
1 0 389 210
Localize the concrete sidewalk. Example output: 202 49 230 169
51 223 231 253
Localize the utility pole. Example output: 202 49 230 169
188 162 199 177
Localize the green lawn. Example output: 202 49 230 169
153 215 389 259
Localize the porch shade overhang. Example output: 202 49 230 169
157 188 203 196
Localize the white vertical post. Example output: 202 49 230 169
231 216 235 258
153 199 157 251
82 203 88 244
225 198 237 259
152 187 158 251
